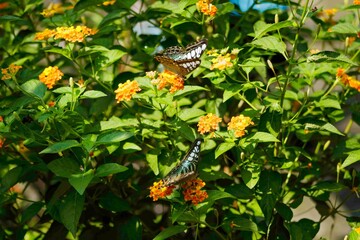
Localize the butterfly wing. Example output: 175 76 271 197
155 39 207 76
162 138 202 186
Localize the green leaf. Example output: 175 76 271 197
40 140 80 154
285 219 319 240
313 181 345 192
153 225 188 240
146 153 159 175
276 202 293 221
307 51 358 66
178 108 205 121
253 20 295 39
20 80 46 99
316 96 341 109
0 166 23 191
99 192 130 213
96 131 133 145
52 87 72 94
330 23 359 35
250 36 287 58
68 170 94 195
47 158 82 178
173 85 208 99
119 216 142 240
95 49 126 70
341 149 360 168
21 202 44 224
206 190 235 202
45 47 72 60
215 142 235 159
225 216 258 232
248 132 279 143
59 190 85 237
80 90 107 99
123 142 142 151
222 84 242 102
304 121 344 136
240 57 266 76
95 163 128 177
241 166 261 189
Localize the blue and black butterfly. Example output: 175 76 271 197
154 39 207 77
163 138 203 186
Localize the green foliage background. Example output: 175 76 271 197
1 0 360 239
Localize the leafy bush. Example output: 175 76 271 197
1 0 360 239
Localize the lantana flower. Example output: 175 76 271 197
181 179 208 205
198 113 222 137
197 0 217 17
103 0 116 6
336 68 360 92
114 80 141 103
148 70 184 93
35 26 98 43
149 180 176 201
355 0 360 4
317 8 338 25
39 66 64 89
1 64 22 80
227 115 254 138
41 3 73 18
208 48 239 71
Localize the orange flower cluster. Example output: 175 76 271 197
208 49 239 71
35 26 98 43
354 0 360 4
1 64 22 80
114 80 141 103
181 179 208 205
227 115 254 138
39 66 64 89
41 3 73 18
198 113 222 137
148 70 184 93
149 180 176 201
317 8 338 25
336 68 360 92
197 0 217 17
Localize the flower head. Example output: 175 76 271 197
355 0 360 5
317 8 338 25
181 179 208 205
209 49 236 71
41 3 73 18
103 0 116 6
149 180 176 201
336 68 360 92
227 115 254 138
39 66 64 89
198 113 222 137
114 80 141 103
35 26 97 43
151 70 184 93
197 0 217 17
1 64 22 80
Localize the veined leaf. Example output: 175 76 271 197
40 140 80 154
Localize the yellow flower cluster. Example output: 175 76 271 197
336 68 360 92
227 115 254 138
198 113 254 138
148 70 184 93
1 64 22 80
114 80 141 103
197 0 217 17
198 113 222 137
355 0 360 4
39 66 64 89
103 0 116 6
208 49 239 71
317 8 338 25
35 26 98 43
41 3 73 18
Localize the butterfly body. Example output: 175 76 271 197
162 138 202 186
155 39 207 76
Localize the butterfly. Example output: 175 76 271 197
162 138 203 186
154 39 207 76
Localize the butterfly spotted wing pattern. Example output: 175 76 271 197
162 138 202 186
154 39 207 76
